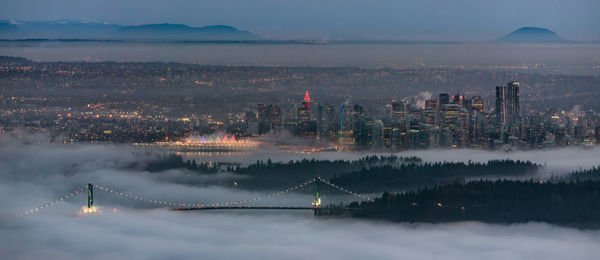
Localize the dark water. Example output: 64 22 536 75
1 40 599 75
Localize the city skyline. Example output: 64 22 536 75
2 2 600 259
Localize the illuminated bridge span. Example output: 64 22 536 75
6 177 372 220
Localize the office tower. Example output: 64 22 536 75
441 103 459 130
339 103 356 147
257 104 268 121
257 104 282 134
318 104 337 139
439 93 450 106
452 94 464 106
496 86 507 125
302 90 312 108
267 104 282 129
392 100 409 123
496 81 520 126
506 81 520 124
297 91 317 136
297 91 312 122
470 96 484 113
372 120 384 148
424 99 438 126
354 117 373 149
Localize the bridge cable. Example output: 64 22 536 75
93 178 316 209
317 176 373 201
3 185 87 222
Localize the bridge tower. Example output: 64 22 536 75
87 183 94 210
313 177 321 208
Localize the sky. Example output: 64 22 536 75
1 0 599 41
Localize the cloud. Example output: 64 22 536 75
412 91 433 109
2 210 600 260
2 134 600 259
181 143 600 176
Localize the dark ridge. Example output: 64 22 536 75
496 27 568 43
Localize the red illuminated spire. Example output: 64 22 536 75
302 90 312 108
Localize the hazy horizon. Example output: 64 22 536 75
3 41 599 76
1 0 599 41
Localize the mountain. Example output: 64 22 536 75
0 20 257 41
0 20 121 39
113 23 257 40
496 27 568 43
0 20 21 34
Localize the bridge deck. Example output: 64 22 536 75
172 206 358 211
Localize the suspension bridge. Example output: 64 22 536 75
6 176 373 221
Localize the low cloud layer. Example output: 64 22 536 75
183 143 600 176
2 210 600 260
2 134 600 259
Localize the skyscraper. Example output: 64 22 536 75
439 93 450 106
495 81 520 126
496 86 506 125
391 100 409 123
506 81 520 124
470 96 484 113
297 91 312 122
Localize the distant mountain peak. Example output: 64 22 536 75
117 23 239 32
200 25 238 31
0 20 258 40
497 27 567 43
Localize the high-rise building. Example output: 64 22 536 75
495 81 520 126
439 93 450 106
372 120 384 148
257 104 268 121
506 81 520 124
495 86 507 125
354 117 373 149
441 103 459 130
257 104 282 134
392 100 409 123
302 90 312 108
267 104 282 129
318 104 337 139
297 91 312 122
297 91 317 136
470 96 484 113
423 99 438 126
452 94 464 106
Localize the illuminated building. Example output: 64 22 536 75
496 81 520 126
452 94 464 107
354 110 373 149
297 91 317 136
372 119 384 148
146 134 259 152
470 96 484 113
441 103 459 130
391 100 409 123
439 93 450 106
496 86 507 125
506 81 520 124
297 91 312 122
318 104 338 140
339 103 355 148
424 99 438 126
259 104 282 134
302 90 312 108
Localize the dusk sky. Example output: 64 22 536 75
1 0 599 41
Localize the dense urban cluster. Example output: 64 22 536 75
251 82 599 150
1 57 599 150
